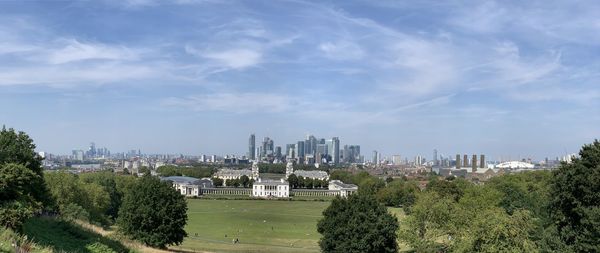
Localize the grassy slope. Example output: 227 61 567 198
22 217 133 253
177 199 407 253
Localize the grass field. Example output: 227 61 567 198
174 199 405 253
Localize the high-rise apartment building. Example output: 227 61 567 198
372 150 378 164
248 134 256 160
456 154 461 169
331 137 340 164
297 141 305 162
480 154 485 168
463 154 468 167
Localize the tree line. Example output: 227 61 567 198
317 140 600 252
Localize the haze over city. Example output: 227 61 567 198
1 0 599 159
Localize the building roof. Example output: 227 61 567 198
294 170 329 178
215 168 253 177
329 180 358 190
495 161 535 169
254 179 288 186
161 176 203 185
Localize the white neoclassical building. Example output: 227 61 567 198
285 161 329 180
161 176 213 197
328 180 358 197
252 178 289 198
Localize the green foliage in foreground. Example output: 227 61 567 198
118 175 188 248
21 217 132 253
318 193 399 253
0 127 49 231
550 140 600 252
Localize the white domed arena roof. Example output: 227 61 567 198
496 161 535 169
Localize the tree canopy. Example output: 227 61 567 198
549 140 600 252
117 175 188 248
317 193 398 253
0 127 48 230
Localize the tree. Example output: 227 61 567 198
80 172 122 220
0 127 49 230
305 177 314 189
117 175 187 248
376 180 419 208
317 193 398 253
0 163 41 230
549 140 600 252
212 177 224 187
240 175 250 188
399 191 456 251
297 176 305 188
288 174 298 189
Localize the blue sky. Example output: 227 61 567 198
0 0 599 160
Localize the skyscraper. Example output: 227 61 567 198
332 137 340 164
480 154 485 168
463 154 468 167
472 154 477 172
456 154 461 169
433 149 438 166
297 141 305 161
372 150 378 164
248 134 256 160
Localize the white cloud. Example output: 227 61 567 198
45 40 138 64
161 92 291 113
202 49 262 69
0 63 157 86
319 41 364 60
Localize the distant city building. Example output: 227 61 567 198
372 150 378 164
248 134 256 160
331 137 340 164
392 155 402 165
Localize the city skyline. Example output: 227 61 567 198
1 1 599 159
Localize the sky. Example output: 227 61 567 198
0 0 599 160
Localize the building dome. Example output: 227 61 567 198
495 161 534 169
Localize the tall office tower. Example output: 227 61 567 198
316 143 328 160
472 154 477 172
285 144 293 158
88 142 96 157
304 139 311 155
287 144 296 158
297 141 305 161
392 155 402 165
261 137 274 156
248 134 256 160
415 155 423 166
331 137 340 164
372 150 378 164
325 139 333 156
456 154 461 169
433 149 438 166
480 154 485 168
463 154 468 167
343 145 350 163
275 146 282 158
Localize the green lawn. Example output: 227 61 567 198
175 199 407 253
176 199 328 253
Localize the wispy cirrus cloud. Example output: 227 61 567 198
161 92 292 113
